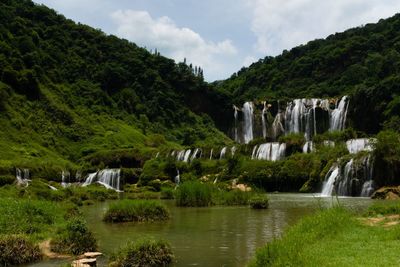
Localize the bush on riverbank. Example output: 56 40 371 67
0 235 42 266
103 200 170 223
109 238 174 267
51 218 97 255
175 181 213 207
249 195 269 209
365 200 400 216
214 189 253 205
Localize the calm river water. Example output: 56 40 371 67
28 193 375 267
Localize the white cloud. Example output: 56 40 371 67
246 0 400 55
110 9 237 80
242 56 257 67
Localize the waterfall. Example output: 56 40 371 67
97 169 121 191
210 149 213 160
175 170 180 185
254 143 286 161
330 96 349 131
234 96 349 143
155 152 160 158
302 141 314 153
234 105 239 142
320 155 375 197
183 150 192 162
261 101 268 138
242 102 254 144
231 146 237 156
61 170 71 188
321 165 339 196
176 150 185 161
16 168 30 185
323 140 335 147
82 172 97 187
191 148 200 161
251 145 258 159
220 147 227 159
346 138 374 154
82 169 121 191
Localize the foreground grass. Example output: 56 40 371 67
249 207 400 267
104 200 170 223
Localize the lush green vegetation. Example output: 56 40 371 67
109 238 174 267
249 207 400 266
0 235 42 266
103 200 170 223
51 218 97 255
0 0 230 174
365 200 400 216
175 181 214 207
249 195 269 209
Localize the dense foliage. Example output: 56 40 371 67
0 0 230 172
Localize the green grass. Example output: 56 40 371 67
175 181 214 207
103 200 170 223
365 200 400 216
109 238 174 267
249 207 400 267
214 189 254 205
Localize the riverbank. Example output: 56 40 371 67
249 202 400 267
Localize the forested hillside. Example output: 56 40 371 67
217 14 400 134
0 0 231 170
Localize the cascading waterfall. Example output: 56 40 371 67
346 138 374 154
231 146 237 156
254 143 286 161
183 150 192 162
233 96 349 143
220 147 227 159
175 170 180 185
261 101 268 138
321 165 339 196
97 169 121 191
209 149 213 160
251 145 258 159
16 168 30 185
61 170 71 188
302 141 314 153
330 96 349 131
82 172 97 187
82 169 121 191
234 105 239 142
191 148 200 161
320 155 375 197
242 102 254 144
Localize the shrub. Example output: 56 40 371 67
0 235 42 266
109 238 174 267
160 187 175 199
175 181 213 207
249 195 269 209
0 175 14 186
103 200 170 223
215 190 252 205
51 218 97 255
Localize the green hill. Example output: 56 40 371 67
0 0 231 171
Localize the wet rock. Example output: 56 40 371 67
71 258 96 267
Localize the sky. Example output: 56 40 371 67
33 0 400 81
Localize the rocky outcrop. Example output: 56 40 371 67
371 186 400 200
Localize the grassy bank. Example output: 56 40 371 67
249 207 400 267
103 200 170 223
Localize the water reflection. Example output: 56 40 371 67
26 193 374 267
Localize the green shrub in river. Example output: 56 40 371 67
51 218 97 255
103 200 170 223
175 181 214 207
249 195 269 209
109 238 174 267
